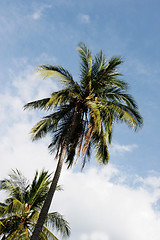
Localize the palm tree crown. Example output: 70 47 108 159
0 169 70 239
24 42 143 169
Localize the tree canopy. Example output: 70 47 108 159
24 42 143 169
0 169 70 239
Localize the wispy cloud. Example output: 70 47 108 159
9 64 58 103
110 142 138 156
32 5 52 20
35 53 57 65
79 14 90 24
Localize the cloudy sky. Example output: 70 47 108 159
0 0 160 239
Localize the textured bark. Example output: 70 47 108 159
30 146 66 240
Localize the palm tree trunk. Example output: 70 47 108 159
30 146 67 240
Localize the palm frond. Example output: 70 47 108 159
77 42 93 91
0 170 29 203
36 65 76 89
0 170 69 239
45 212 70 238
92 131 110 165
105 56 123 73
91 50 105 81
28 170 51 209
4 198 24 215
30 103 76 142
108 102 143 129
23 98 50 111
30 120 52 142
87 101 101 134
41 226 58 240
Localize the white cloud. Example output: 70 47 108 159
109 142 138 155
52 167 160 240
80 14 90 24
144 176 160 189
80 232 110 240
9 64 58 103
0 62 58 181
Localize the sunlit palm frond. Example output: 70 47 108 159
41 226 58 240
36 65 75 88
87 101 101 134
4 198 24 215
107 102 143 130
46 90 72 109
92 130 109 165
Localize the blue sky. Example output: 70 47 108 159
0 1 160 239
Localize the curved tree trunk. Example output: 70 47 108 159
30 146 66 240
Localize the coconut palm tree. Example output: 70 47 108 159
0 169 70 239
24 42 143 239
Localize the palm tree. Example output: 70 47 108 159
0 169 70 239
24 42 143 239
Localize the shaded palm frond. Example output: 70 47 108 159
28 170 51 209
45 212 71 238
105 56 123 73
23 98 50 111
30 103 76 142
65 117 86 168
102 87 138 109
0 170 29 204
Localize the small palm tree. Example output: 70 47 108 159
0 169 70 239
24 42 143 239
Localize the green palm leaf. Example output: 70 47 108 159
36 65 76 89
